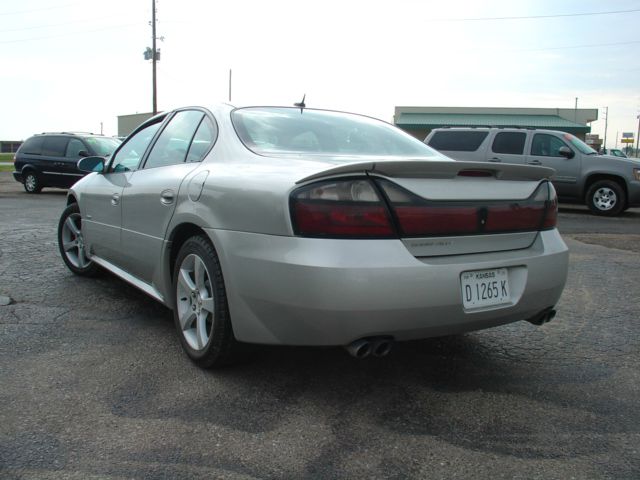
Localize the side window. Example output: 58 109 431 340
531 134 568 157
428 131 488 152
110 122 162 173
144 110 204 169
20 136 44 155
66 139 86 158
186 117 217 163
492 132 526 155
42 136 69 157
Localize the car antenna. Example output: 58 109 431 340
294 94 306 113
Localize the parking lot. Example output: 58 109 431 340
1 172 639 479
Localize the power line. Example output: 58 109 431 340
516 39 640 52
0 23 140 44
0 2 84 16
0 15 123 33
433 8 640 22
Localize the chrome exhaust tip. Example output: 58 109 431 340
371 338 393 357
526 307 557 326
345 338 371 359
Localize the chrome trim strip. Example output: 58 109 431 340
89 255 166 305
42 171 84 176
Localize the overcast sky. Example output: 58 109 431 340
2 0 639 147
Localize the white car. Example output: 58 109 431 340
58 105 569 367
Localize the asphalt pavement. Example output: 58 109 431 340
1 173 639 479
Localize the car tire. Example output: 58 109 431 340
586 180 626 216
57 203 99 276
173 235 241 368
23 171 42 193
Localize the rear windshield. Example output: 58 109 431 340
428 130 489 152
232 107 443 159
84 136 121 157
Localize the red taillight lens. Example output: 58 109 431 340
291 179 395 238
394 206 478 235
542 182 558 229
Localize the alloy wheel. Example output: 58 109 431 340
176 253 215 351
593 187 617 211
25 174 37 192
61 213 90 268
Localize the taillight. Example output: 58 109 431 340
290 179 395 238
379 180 557 237
541 182 558 229
291 178 558 239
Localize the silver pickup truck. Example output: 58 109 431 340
425 127 640 216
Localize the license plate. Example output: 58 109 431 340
461 268 510 309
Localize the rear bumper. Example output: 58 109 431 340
12 172 22 183
206 229 569 346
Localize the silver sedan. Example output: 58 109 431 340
57 104 569 367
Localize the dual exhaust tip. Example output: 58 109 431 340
345 337 394 359
526 307 557 326
345 308 557 358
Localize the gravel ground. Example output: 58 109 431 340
1 173 639 479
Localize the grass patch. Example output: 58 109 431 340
0 153 14 162
0 164 15 172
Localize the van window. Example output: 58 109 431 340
20 136 44 155
492 132 526 155
428 131 488 152
66 139 86 158
42 137 69 157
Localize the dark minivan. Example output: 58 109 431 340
13 132 121 193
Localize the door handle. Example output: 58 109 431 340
160 189 175 205
489 157 501 162
527 160 542 165
111 193 120 206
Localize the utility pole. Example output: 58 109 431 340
151 0 157 115
574 97 578 122
602 106 608 150
636 115 640 158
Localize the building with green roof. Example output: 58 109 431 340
394 106 598 141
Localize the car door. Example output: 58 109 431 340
487 131 527 165
81 120 163 265
526 132 581 198
119 109 206 284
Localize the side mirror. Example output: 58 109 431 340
558 146 574 159
77 156 105 173
78 150 90 158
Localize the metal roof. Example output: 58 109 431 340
395 113 590 132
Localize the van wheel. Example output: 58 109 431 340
586 180 625 216
24 172 42 193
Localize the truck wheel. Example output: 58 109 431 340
586 180 625 216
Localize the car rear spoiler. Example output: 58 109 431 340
296 160 555 184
